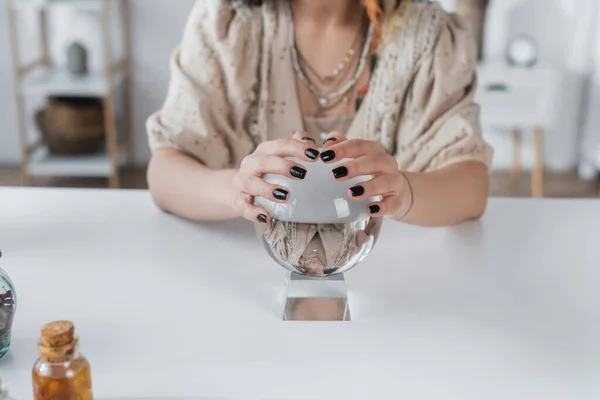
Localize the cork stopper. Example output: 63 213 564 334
40 321 75 347
38 321 79 363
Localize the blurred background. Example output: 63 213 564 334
0 0 599 197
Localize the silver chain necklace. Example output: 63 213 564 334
288 6 374 107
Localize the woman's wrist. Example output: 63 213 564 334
226 169 243 217
394 171 415 221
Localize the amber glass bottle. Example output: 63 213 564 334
32 321 93 400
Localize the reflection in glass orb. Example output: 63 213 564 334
254 156 383 277
255 217 382 277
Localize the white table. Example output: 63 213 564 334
0 188 599 400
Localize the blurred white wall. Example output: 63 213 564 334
0 4 20 164
127 0 196 163
440 0 599 172
0 0 599 171
580 1 600 175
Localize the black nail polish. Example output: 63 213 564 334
290 166 307 179
257 214 268 223
332 166 348 179
350 186 365 197
369 205 381 214
321 150 336 162
273 188 289 201
302 137 316 143
324 137 338 144
305 148 319 160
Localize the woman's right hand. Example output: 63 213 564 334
232 132 320 224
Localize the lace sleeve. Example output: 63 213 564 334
395 7 493 172
146 0 259 169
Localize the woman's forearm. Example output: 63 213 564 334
395 161 490 227
147 148 239 221
148 149 488 226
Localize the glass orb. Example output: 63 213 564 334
255 157 383 277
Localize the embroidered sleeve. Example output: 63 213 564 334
395 8 493 172
146 0 258 170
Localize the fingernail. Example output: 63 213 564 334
369 205 381 214
305 148 320 160
350 185 365 197
273 188 289 201
321 150 336 162
324 137 338 144
290 166 307 179
332 166 348 179
302 137 316 143
257 214 268 223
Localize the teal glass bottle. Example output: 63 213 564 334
0 251 16 359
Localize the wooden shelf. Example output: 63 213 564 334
26 145 126 178
9 0 132 188
20 66 124 97
12 0 105 12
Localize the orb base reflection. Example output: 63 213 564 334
283 272 350 321
256 215 382 321
256 217 382 277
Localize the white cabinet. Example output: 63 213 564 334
476 61 565 197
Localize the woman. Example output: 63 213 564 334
146 0 493 227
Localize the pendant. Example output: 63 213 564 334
318 97 327 106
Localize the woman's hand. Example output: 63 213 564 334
320 132 413 219
232 132 320 223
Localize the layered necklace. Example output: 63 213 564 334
297 32 360 87
288 7 374 110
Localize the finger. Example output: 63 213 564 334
348 174 403 200
320 139 386 164
331 155 398 181
255 138 320 162
241 175 290 203
292 131 317 145
323 131 347 148
234 192 271 223
240 155 308 180
368 195 401 217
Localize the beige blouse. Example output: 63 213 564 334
302 115 355 145
146 0 493 172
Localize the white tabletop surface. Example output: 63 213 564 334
0 188 599 400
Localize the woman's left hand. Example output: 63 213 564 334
320 132 412 218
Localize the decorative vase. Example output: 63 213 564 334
67 42 89 76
